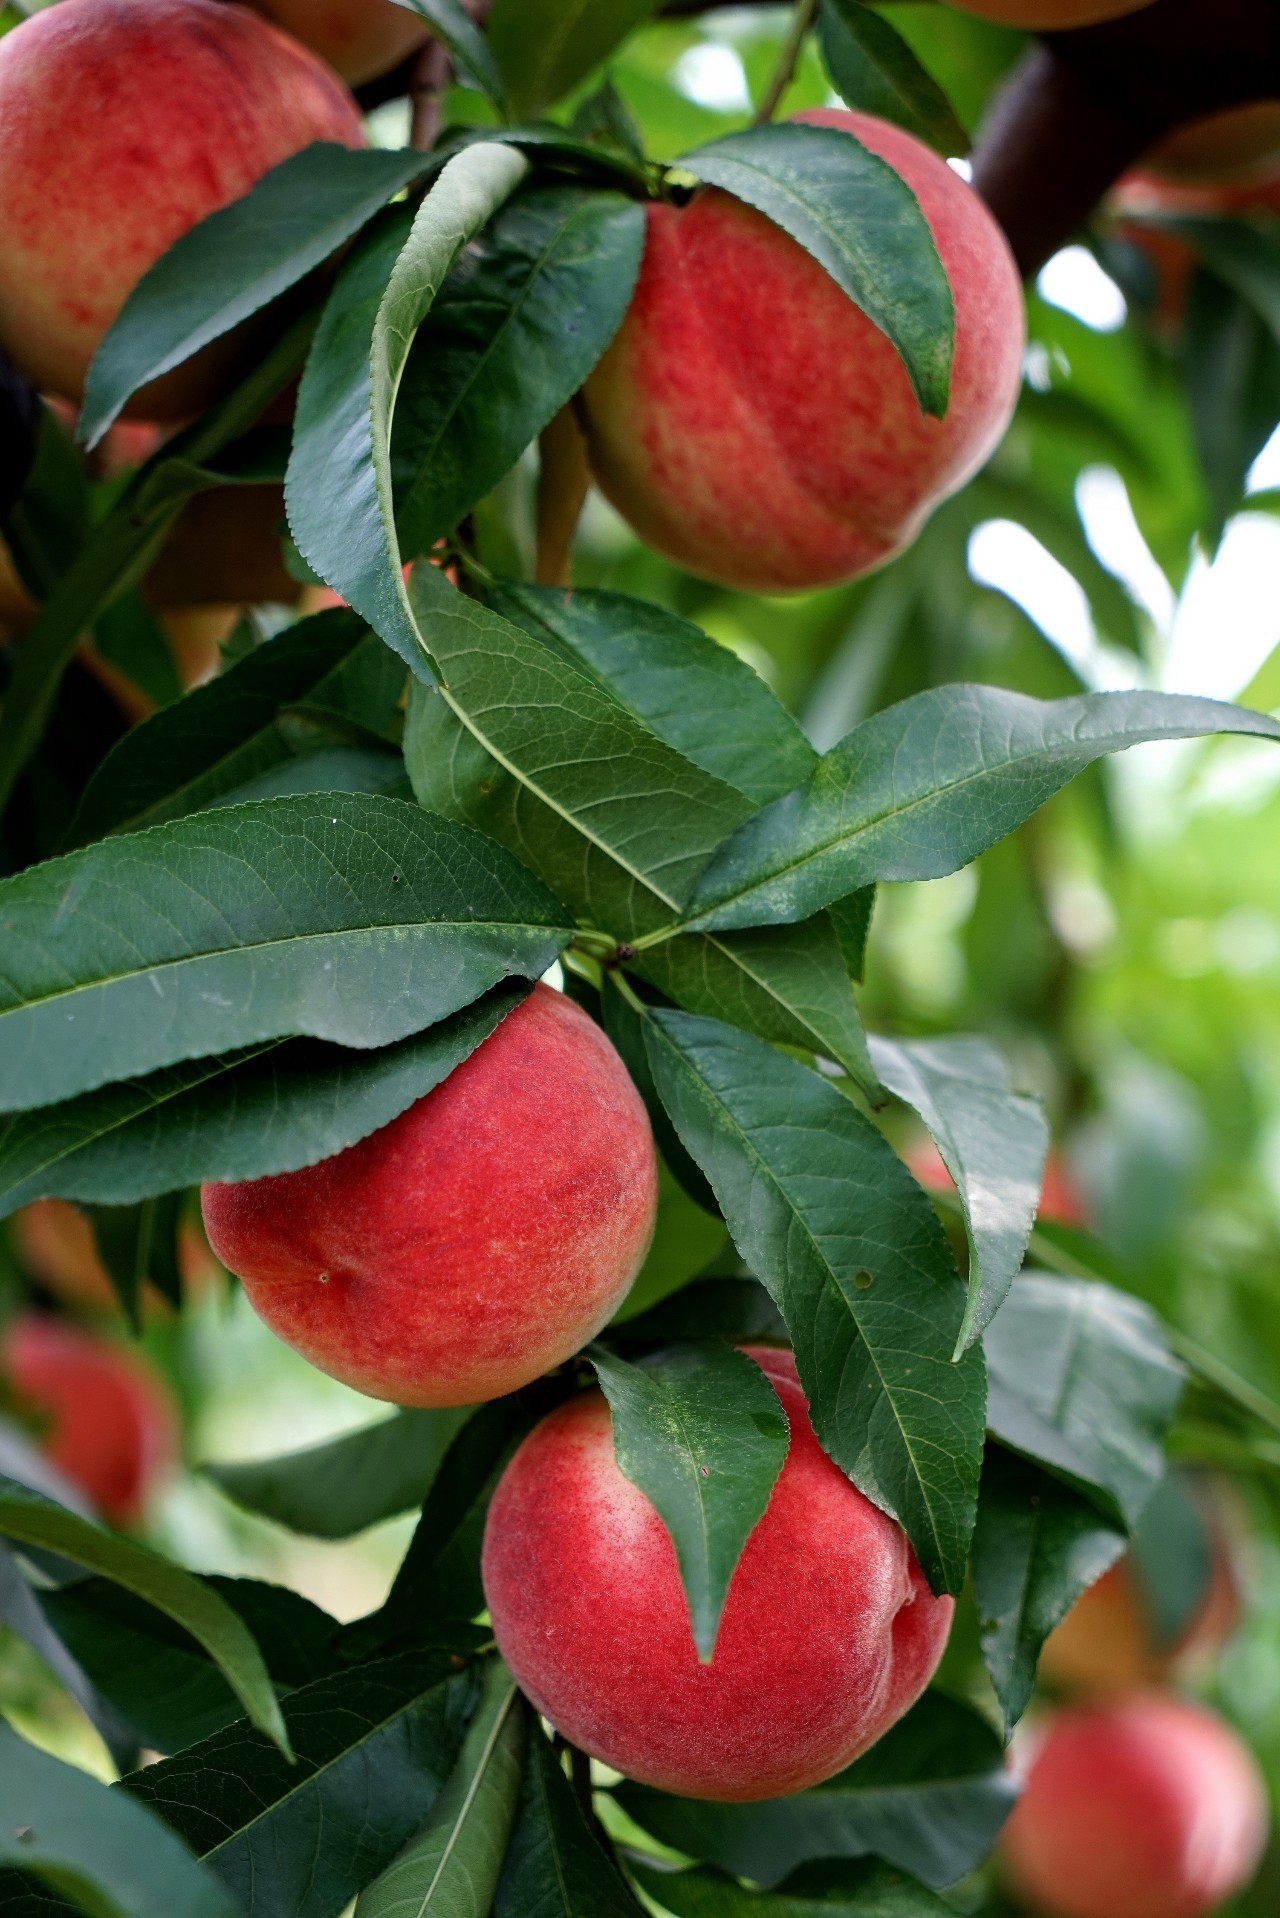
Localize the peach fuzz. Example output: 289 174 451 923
2 1314 180 1526
248 0 430 84
0 0 366 416
579 108 1023 595
482 1346 953 1801
1002 1695 1268 1918
202 985 658 1408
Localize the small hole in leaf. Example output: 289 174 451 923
853 1269 874 1290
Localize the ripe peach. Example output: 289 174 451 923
11 1200 120 1315
142 486 299 610
1001 1696 1268 1918
246 0 430 84
0 0 366 416
578 108 1023 594
905 1138 1089 1228
1041 1533 1240 1694
2 1313 180 1525
202 986 658 1407
939 0 1152 22
482 1346 954 1800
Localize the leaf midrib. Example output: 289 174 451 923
410 1676 518 1914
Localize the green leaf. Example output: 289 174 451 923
682 122 953 419
642 1009 985 1596
1183 268 1280 540
82 146 430 446
1129 1470 1216 1650
0 985 528 1217
207 1408 475 1541
494 1724 644 1918
390 0 508 111
608 1279 787 1353
970 1445 1126 1734
405 564 752 936
618 1691 1015 1892
683 686 1280 934
0 794 568 1115
610 1160 728 1324
983 1274 1185 1528
0 1544 137 1772
0 1722 237 1918
0 1476 289 1756
286 144 529 681
40 1574 339 1756
826 888 876 982
394 187 644 554
122 1651 472 1918
67 610 399 842
871 1033 1048 1353
488 584 817 809
818 0 967 158
631 1857 955 1916
88 1192 183 1325
588 1342 788 1661
354 1658 524 1918
487 0 661 118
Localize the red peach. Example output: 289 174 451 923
202 985 658 1407
1002 1695 1269 1918
0 0 366 416
247 0 430 84
2 1313 180 1526
578 108 1023 595
905 1137 1090 1229
482 1346 953 1801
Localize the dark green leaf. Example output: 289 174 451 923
494 1724 644 1918
0 1544 136 1770
123 1651 472 1918
871 1033 1048 1352
0 1476 289 1755
682 123 953 418
684 687 1280 933
588 1342 788 1661
489 584 817 808
570 79 646 164
1129 1470 1216 1650
390 0 507 110
618 1691 1014 1892
0 794 568 1115
40 1575 339 1756
0 985 528 1217
82 146 429 445
1183 268 1280 539
631 1857 955 1916
0 1722 236 1918
67 611 396 842
971 1445 1126 1733
354 1658 523 1918
393 188 644 553
487 0 661 117
286 145 529 681
819 0 967 157
608 1279 786 1352
642 1010 985 1596
983 1274 1185 1527
601 989 719 1215
87 1192 183 1323
207 1407 475 1540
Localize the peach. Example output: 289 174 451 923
247 0 430 84
0 0 366 416
482 1346 954 1801
11 1200 120 1315
1002 1696 1268 1918
578 108 1023 594
202 985 658 1407
939 0 1152 23
1041 1534 1239 1693
2 1313 180 1525
1147 103 1280 187
142 486 299 610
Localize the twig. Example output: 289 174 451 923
754 0 819 126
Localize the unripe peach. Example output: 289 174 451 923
579 108 1023 594
202 986 658 1407
0 0 366 416
247 0 430 84
939 0 1152 23
1001 1695 1268 1918
482 1346 953 1800
2 1313 180 1525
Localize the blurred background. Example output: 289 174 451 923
4 5 1280 1912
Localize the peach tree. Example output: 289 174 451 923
1 0 1279 1915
